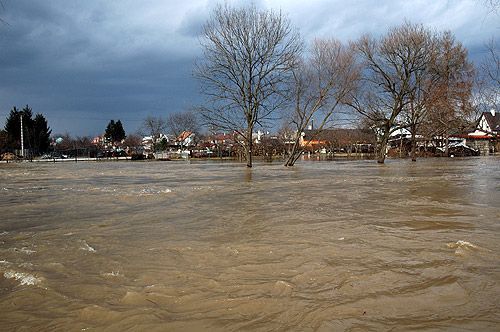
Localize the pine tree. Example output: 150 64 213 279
32 114 52 153
4 106 22 150
104 119 126 143
114 120 126 142
104 120 116 143
3 105 51 154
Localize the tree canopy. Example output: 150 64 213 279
4 105 51 155
104 119 126 143
196 3 302 167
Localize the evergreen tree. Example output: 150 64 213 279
32 114 52 153
0 130 8 153
3 105 51 154
104 120 116 142
114 120 126 142
104 119 126 143
21 105 34 151
4 106 22 150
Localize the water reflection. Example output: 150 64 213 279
244 168 253 182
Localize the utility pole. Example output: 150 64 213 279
20 112 24 158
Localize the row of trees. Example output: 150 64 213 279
345 26 474 163
140 110 201 151
195 4 498 166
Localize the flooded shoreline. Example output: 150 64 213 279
1 157 499 331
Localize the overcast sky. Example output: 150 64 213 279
0 0 498 136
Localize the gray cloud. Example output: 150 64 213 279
0 0 497 136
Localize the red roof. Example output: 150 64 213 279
177 131 192 141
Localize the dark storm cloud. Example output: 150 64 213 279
0 0 497 136
0 0 205 135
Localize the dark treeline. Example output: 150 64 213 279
0 105 51 157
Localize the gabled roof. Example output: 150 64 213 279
177 131 193 142
482 111 500 132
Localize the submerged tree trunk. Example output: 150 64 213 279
284 135 302 167
377 137 388 163
410 124 417 161
196 4 301 169
377 124 390 164
444 133 449 156
245 129 253 168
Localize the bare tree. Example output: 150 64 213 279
482 39 500 87
346 22 436 163
283 39 359 166
400 28 435 161
474 39 500 122
196 3 301 167
166 110 200 138
425 31 475 155
123 134 142 148
482 0 500 13
140 116 166 152
0 1 6 25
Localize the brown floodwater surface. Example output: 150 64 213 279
0 157 499 331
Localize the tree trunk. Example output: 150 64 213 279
245 135 253 168
377 125 390 164
377 140 387 163
410 124 417 162
284 136 301 167
444 133 449 156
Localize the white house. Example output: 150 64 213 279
467 109 499 154
468 109 499 137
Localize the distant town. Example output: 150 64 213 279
0 105 498 164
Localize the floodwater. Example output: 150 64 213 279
0 157 499 331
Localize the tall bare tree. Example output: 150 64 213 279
425 31 474 155
196 3 301 167
474 39 499 123
283 39 359 166
400 30 435 161
482 0 500 13
346 22 436 163
166 110 200 138
401 31 474 160
141 116 166 152
482 39 500 87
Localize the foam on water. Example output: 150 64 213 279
3 270 41 286
447 240 478 249
447 240 479 256
80 240 96 252
137 188 172 196
102 271 122 278
9 247 37 255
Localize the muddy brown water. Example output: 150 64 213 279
0 157 499 331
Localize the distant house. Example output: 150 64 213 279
252 130 268 144
92 136 105 145
210 133 234 145
177 131 195 147
467 109 499 154
300 129 376 153
469 109 499 137
204 132 237 157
